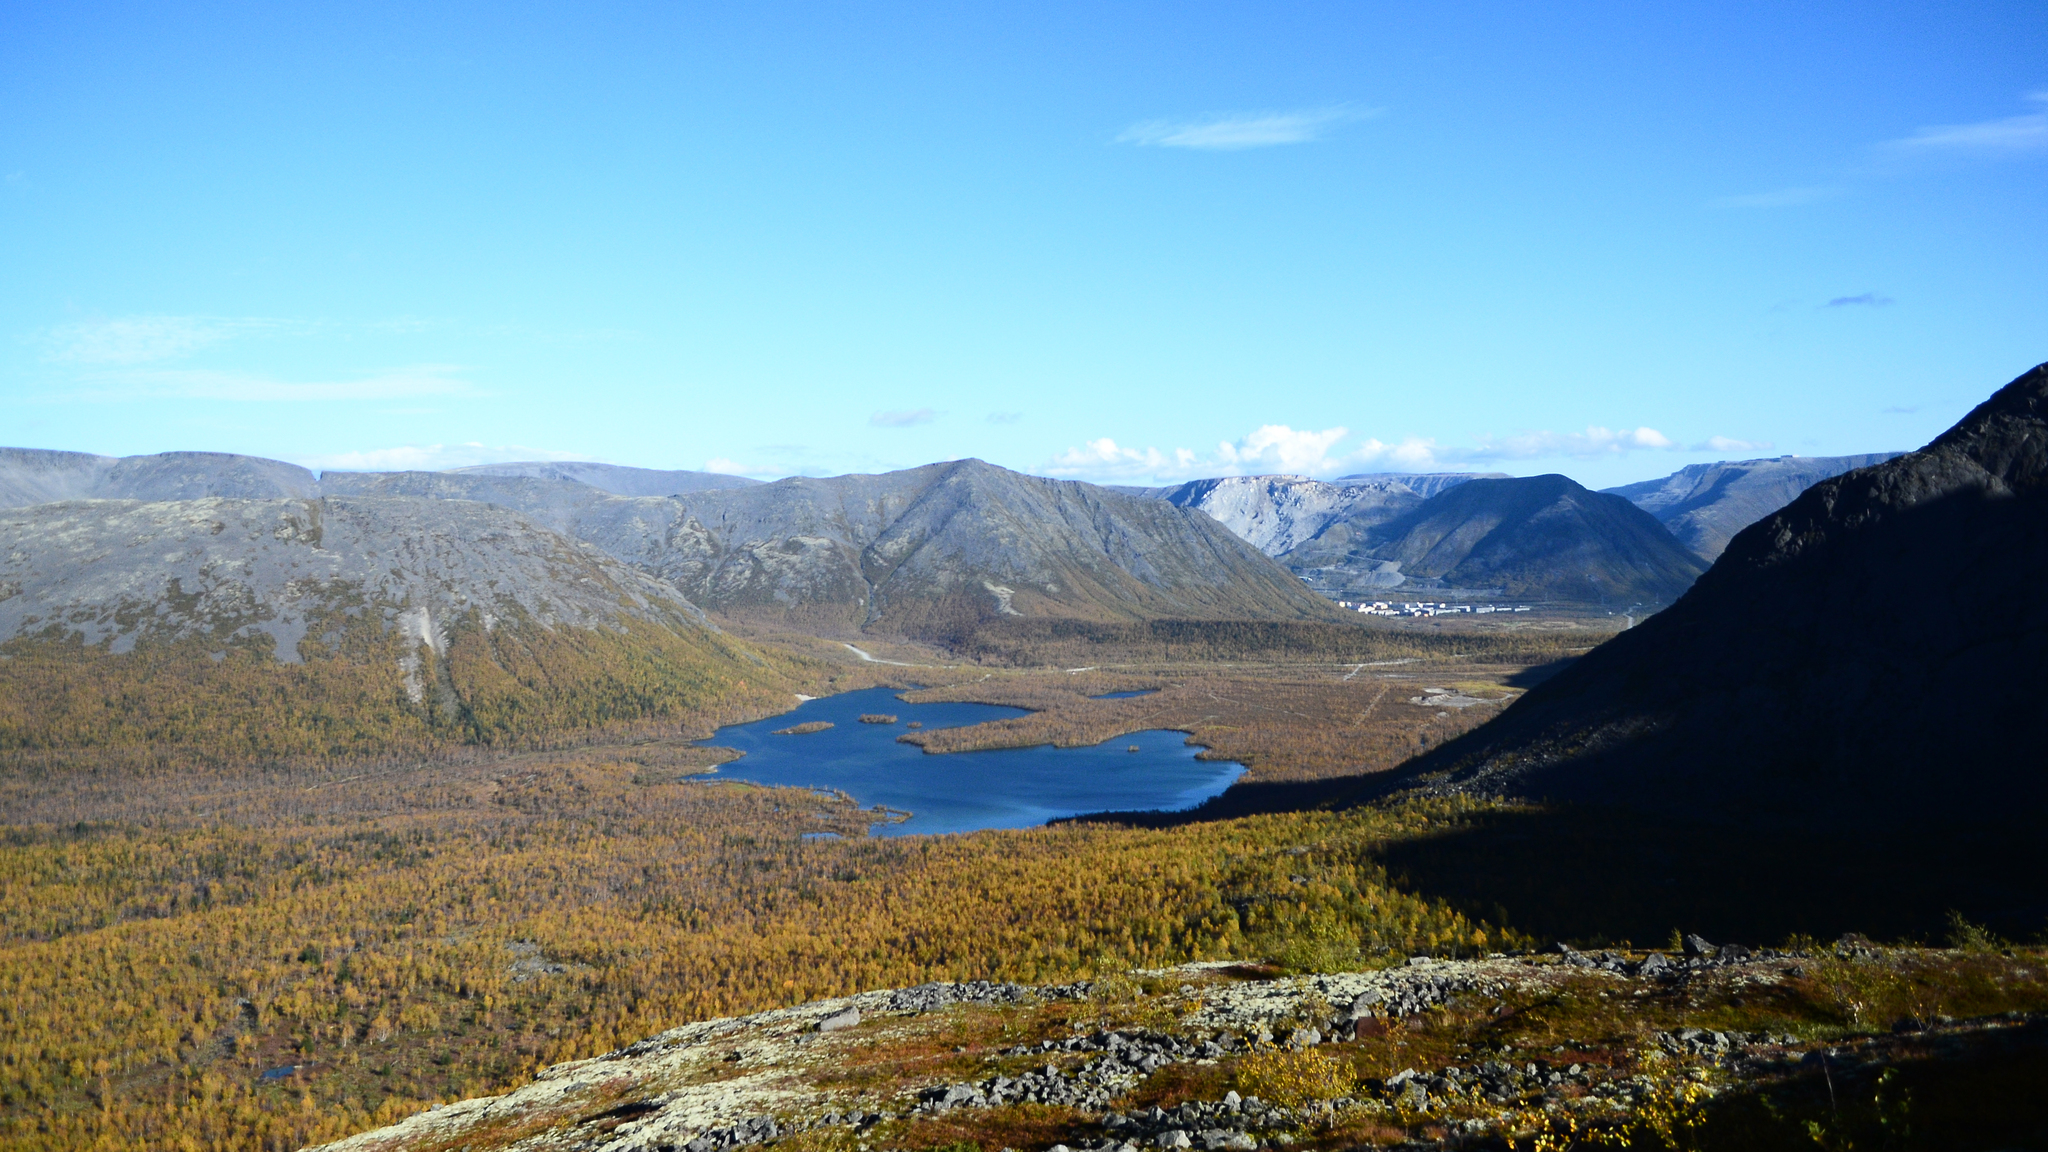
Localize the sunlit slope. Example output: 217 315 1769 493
0 495 784 759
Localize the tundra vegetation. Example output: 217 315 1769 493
0 621 2034 1150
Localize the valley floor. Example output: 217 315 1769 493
0 626 2035 1151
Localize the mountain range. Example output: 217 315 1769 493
1602 452 1904 559
0 452 1337 651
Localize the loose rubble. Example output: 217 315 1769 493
310 942 2045 1152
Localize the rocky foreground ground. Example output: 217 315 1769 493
311 938 2048 1152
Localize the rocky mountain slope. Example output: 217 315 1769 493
0 493 782 755
309 948 2048 1152
0 495 707 659
1395 362 2048 830
1284 475 1707 604
327 459 1340 638
1604 452 1904 559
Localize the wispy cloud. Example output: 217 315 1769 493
987 411 1023 425
1694 435 1773 453
1454 425 1676 462
704 456 784 477
44 315 295 365
1882 92 2048 155
870 408 938 427
70 364 477 403
1043 420 1766 483
294 442 586 473
1824 293 1893 307
1711 185 1840 209
1881 405 1920 415
1117 105 1374 151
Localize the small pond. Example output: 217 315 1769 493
697 687 1243 836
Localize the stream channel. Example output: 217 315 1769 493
696 686 1243 836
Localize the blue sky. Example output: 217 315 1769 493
4 2 2044 489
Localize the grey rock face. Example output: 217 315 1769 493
815 1008 860 1033
0 496 707 662
1141 473 1502 559
1605 453 1905 559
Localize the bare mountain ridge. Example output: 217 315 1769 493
1393 361 2048 830
0 447 319 507
0 495 710 660
1604 452 1905 559
0 448 1336 642
0 448 748 507
326 459 1339 637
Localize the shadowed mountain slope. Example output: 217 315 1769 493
1605 452 1905 559
1394 362 2048 832
325 459 1339 638
448 459 760 495
1285 474 1707 603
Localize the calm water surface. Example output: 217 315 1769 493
697 686 1242 836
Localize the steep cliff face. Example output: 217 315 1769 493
1398 362 2048 830
1604 452 1905 559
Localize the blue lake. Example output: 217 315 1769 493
696 686 1243 836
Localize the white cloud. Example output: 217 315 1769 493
1883 92 2048 155
870 408 938 427
1045 421 1767 484
1215 424 1351 472
1711 185 1840 209
70 364 476 403
45 315 291 365
1117 106 1374 150
1824 293 1893 307
1694 436 1774 453
1455 425 1676 462
704 456 783 477
294 442 587 473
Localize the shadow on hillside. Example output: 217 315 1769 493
1070 783 2048 945
1060 770 1410 828
1374 804 2048 946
